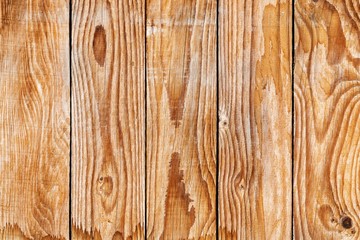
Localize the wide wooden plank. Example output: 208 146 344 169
0 1 70 239
146 0 217 238
294 0 360 238
218 0 292 239
71 0 145 239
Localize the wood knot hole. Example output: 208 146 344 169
341 216 352 229
93 25 106 66
98 176 113 196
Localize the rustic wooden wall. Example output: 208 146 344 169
0 0 359 239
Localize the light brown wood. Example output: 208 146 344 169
71 0 145 239
0 1 70 239
146 0 217 238
218 0 292 239
294 0 360 238
5 0 360 238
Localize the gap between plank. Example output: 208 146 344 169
69 0 73 239
216 0 219 239
291 0 295 238
144 0 148 238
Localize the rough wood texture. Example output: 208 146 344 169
146 0 217 238
294 0 360 238
4 0 360 238
218 0 292 239
0 1 70 239
71 0 145 239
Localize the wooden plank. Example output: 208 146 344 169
71 0 145 239
218 0 292 238
0 1 70 239
294 0 360 238
146 0 217 238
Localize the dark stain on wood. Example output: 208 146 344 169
97 161 119 214
93 25 107 66
112 231 124 240
317 204 336 231
161 152 195 239
72 226 102 240
323 2 346 65
160 2 194 128
72 224 144 240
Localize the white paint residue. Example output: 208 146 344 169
146 26 162 37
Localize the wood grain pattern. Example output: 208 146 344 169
146 0 217 238
71 0 145 239
218 0 292 239
294 0 360 238
4 0 360 238
0 0 70 239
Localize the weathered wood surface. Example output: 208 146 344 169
0 0 70 239
2 0 360 239
294 0 360 239
71 0 145 239
146 0 217 238
218 0 292 239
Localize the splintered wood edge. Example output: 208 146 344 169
71 223 145 240
0 224 66 240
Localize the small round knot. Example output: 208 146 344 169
341 216 352 229
222 120 228 127
219 113 229 129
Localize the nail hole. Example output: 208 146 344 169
220 119 228 128
341 216 353 229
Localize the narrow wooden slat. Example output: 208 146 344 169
0 1 70 239
294 0 360 238
218 0 292 238
71 0 145 239
146 0 217 238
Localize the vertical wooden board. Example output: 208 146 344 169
71 0 145 239
146 0 217 239
218 0 292 239
0 0 70 239
294 0 360 238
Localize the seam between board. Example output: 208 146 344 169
69 0 73 239
144 0 147 239
216 0 219 239
291 0 295 238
